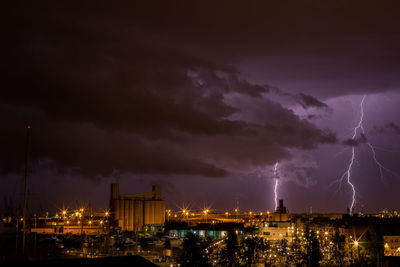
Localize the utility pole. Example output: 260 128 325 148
15 207 19 255
22 124 31 256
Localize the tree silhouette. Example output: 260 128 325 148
331 228 346 266
178 232 210 267
302 225 322 267
218 230 240 266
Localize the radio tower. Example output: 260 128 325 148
22 124 31 255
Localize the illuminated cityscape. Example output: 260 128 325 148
2 184 400 265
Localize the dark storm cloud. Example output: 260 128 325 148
307 114 325 120
1 1 339 179
387 123 400 135
6 1 399 101
2 9 266 136
298 94 329 110
273 89 332 113
0 95 336 178
342 134 368 147
2 1 400 214
130 1 400 98
0 105 226 177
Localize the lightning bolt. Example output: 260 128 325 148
273 162 280 211
341 96 365 214
340 95 397 215
343 143 357 215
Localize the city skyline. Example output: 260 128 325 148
2 2 400 214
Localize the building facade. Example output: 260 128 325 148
110 184 165 232
384 235 400 256
259 221 294 242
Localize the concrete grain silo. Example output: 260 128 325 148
110 184 165 232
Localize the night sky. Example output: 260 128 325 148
2 1 400 214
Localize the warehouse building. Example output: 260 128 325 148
110 184 165 232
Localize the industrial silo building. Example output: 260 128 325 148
110 184 165 232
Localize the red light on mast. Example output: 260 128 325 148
27 125 31 129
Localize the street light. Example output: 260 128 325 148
353 240 360 263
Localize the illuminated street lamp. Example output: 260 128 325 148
181 208 190 219
203 208 210 223
352 240 360 262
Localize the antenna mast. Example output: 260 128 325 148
22 124 31 255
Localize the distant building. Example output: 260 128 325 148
168 229 228 239
110 184 165 232
275 199 287 214
31 225 105 235
384 236 400 256
259 221 294 242
266 199 289 222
